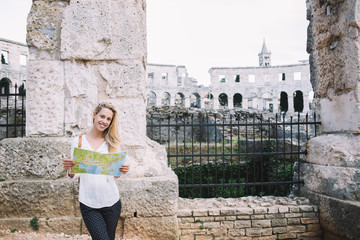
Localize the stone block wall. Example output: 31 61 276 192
177 197 322 240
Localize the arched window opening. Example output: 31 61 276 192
218 93 228 107
293 90 304 112
233 93 242 108
190 93 201 108
0 78 10 95
175 92 185 107
280 91 288 112
147 91 156 106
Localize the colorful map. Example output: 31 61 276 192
71 148 127 176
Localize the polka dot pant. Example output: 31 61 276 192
80 199 121 240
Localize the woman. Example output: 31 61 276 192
63 102 129 240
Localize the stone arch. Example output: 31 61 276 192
147 91 156 106
233 93 242 108
279 91 288 112
190 92 201 108
0 78 11 95
218 93 228 107
162 92 171 106
175 92 185 107
293 90 304 112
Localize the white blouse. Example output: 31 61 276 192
68 135 120 209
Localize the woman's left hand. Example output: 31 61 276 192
119 164 129 174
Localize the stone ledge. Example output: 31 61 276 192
303 190 360 240
0 217 82 235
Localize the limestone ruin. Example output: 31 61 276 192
0 0 359 239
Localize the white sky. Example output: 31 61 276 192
0 0 309 86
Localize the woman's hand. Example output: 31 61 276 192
119 164 129 174
63 159 75 171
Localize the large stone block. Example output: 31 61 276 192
61 0 146 61
63 60 147 143
97 60 146 100
123 216 179 240
0 137 70 180
0 217 82 235
120 139 171 178
304 191 360 240
115 98 147 147
0 180 76 218
306 134 360 167
118 175 178 218
27 1 69 60
26 60 65 136
302 163 360 201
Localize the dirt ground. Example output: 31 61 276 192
0 229 128 240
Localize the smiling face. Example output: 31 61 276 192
93 107 114 133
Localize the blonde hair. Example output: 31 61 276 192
94 102 120 152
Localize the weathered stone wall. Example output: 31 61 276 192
177 197 322 240
303 0 360 239
209 63 312 113
0 0 179 239
146 63 210 108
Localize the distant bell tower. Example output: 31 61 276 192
258 40 271 67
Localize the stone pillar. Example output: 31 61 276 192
156 96 161 106
184 96 191 108
302 1 360 239
200 97 205 108
0 1 178 239
169 95 175 106
227 95 233 109
213 97 219 109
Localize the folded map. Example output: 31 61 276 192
71 148 127 176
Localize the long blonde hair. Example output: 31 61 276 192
94 102 120 152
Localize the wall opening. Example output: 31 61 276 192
280 91 288 112
233 93 242 107
147 91 156 106
218 93 228 107
0 78 10 94
293 90 304 112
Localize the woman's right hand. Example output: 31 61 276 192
63 159 75 171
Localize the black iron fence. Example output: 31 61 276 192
147 111 321 198
0 84 26 140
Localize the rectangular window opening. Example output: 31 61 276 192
234 75 240 83
281 73 286 81
219 75 226 83
177 77 182 86
161 73 168 80
1 50 9 64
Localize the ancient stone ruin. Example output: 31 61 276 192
0 0 359 239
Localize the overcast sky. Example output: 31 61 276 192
0 0 309 86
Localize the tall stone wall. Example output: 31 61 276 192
0 0 179 239
303 0 360 239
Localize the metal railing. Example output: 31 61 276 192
147 111 321 198
0 84 26 140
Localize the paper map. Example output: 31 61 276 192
71 148 127 176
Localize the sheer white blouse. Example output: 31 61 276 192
68 135 120 209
